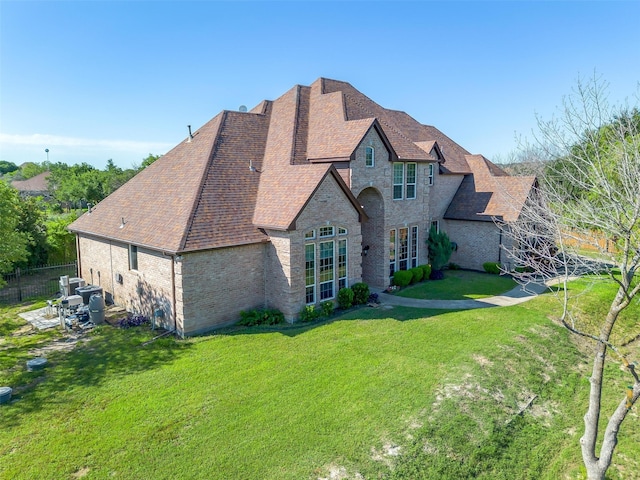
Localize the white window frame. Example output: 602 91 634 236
390 225 419 276
406 163 417 199
338 227 347 235
411 226 418 268
319 240 335 300
338 239 348 291
319 226 335 238
393 162 404 200
305 243 316 304
428 164 435 186
365 146 375 167
389 229 396 277
129 245 138 270
305 229 316 240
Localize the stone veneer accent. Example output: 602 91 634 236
351 128 436 287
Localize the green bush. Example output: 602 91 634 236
351 282 370 305
238 308 285 326
337 287 354 309
428 227 453 272
449 262 460 270
299 305 320 323
320 301 334 317
393 269 413 287
483 262 501 275
409 267 424 283
419 264 432 279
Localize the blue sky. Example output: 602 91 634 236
1 1 639 169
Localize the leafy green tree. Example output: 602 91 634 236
19 161 47 179
0 181 28 284
0 161 19 175
140 153 161 169
16 196 49 267
427 226 453 278
45 212 79 263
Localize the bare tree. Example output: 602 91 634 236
500 76 640 480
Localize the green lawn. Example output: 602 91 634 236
0 284 638 479
395 269 517 300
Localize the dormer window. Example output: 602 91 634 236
365 146 375 167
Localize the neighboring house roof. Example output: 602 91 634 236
69 77 528 253
444 155 537 222
11 172 51 194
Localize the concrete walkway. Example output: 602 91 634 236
373 280 550 310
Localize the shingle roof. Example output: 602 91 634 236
70 78 531 253
11 172 51 192
69 111 269 252
444 155 536 222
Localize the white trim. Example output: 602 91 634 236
365 146 375 167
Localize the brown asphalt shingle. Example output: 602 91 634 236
70 77 533 253
444 155 536 222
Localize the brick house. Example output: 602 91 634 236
69 78 535 336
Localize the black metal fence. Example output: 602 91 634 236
0 262 77 304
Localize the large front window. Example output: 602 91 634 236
306 226 349 303
389 225 419 277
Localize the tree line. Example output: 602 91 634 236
0 154 160 285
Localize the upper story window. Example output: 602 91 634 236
393 163 404 199
428 164 435 186
365 146 375 167
393 162 418 200
305 229 316 240
406 163 416 199
319 226 335 238
338 227 348 235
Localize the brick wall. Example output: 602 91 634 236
180 243 266 336
265 173 362 321
446 219 503 271
77 235 176 330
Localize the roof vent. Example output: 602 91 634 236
187 125 193 142
239 105 247 113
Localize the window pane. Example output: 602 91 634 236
306 286 315 304
406 163 416 183
389 229 396 276
338 239 347 280
411 226 418 267
398 228 408 270
319 226 334 238
393 185 403 200
305 244 315 287
365 146 374 167
319 241 334 283
406 184 416 199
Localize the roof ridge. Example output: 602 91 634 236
179 111 228 252
342 91 417 148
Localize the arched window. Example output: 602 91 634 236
365 146 375 167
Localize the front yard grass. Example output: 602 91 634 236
0 282 638 479
395 269 517 300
